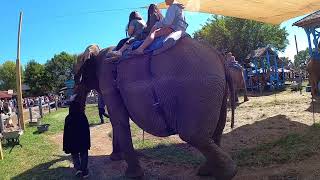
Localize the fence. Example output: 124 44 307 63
26 101 58 124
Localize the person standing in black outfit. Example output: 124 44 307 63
63 101 90 178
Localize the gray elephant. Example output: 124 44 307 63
72 37 237 179
229 66 249 102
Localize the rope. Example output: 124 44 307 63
54 6 146 19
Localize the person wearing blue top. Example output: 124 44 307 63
131 0 188 55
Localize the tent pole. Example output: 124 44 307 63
16 11 25 130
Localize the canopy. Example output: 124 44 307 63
157 0 320 24
0 91 12 99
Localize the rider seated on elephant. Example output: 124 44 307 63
112 4 163 57
131 0 188 55
226 52 238 64
111 11 146 56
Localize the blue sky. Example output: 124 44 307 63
0 0 310 65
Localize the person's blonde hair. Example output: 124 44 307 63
74 44 100 75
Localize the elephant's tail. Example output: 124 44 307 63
225 65 236 129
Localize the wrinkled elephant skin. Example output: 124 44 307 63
229 67 249 102
307 58 320 97
75 37 237 179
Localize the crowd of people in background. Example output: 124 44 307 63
22 94 65 109
0 99 16 129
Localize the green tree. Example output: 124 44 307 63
44 52 76 92
24 60 48 96
294 48 310 68
0 61 24 91
194 16 289 63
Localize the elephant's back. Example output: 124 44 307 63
307 58 320 78
117 37 226 84
115 37 226 136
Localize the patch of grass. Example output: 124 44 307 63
131 122 204 166
0 104 103 179
0 125 62 180
42 104 103 135
233 124 320 167
135 139 204 166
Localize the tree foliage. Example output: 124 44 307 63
294 48 310 69
0 61 24 91
44 52 76 92
24 60 48 96
194 16 289 63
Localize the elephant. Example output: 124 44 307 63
229 66 249 102
72 37 237 179
307 57 320 98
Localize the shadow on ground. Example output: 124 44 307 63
305 98 320 113
246 87 288 98
12 115 314 180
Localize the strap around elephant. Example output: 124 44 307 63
147 54 175 134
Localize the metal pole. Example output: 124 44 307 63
16 11 25 130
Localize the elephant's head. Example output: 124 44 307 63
71 44 101 110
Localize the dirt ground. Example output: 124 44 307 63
51 89 320 180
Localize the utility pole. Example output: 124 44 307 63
16 11 25 130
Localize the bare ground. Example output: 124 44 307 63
50 90 320 180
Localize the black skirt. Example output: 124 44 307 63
63 112 90 154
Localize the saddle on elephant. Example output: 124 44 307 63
106 30 189 59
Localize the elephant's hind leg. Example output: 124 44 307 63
181 134 237 180
177 80 237 179
212 90 227 146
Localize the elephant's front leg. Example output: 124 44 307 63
104 93 143 178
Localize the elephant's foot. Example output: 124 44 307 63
197 162 213 176
109 152 124 161
197 160 237 180
244 96 249 102
125 164 144 178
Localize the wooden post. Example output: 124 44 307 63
55 100 58 111
48 103 51 113
29 107 32 122
0 112 3 160
0 140 3 160
0 115 3 133
39 101 43 118
294 35 299 55
16 11 24 130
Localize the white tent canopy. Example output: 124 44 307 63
157 0 320 24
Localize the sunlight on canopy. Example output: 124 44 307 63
157 0 320 24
